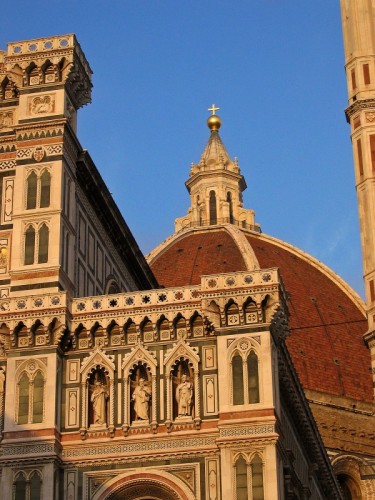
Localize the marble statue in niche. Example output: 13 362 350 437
172 360 194 420
132 377 151 421
176 374 193 417
89 370 109 427
130 364 151 425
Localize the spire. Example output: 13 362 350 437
175 107 260 233
189 105 240 177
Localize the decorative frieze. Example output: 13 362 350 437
62 435 217 459
0 160 16 170
0 442 56 458
219 424 275 438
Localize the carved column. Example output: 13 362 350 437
165 373 172 432
151 374 157 433
109 378 115 437
122 376 130 436
28 380 33 424
80 381 87 439
194 370 201 429
243 358 249 405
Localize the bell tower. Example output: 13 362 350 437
0 35 92 297
340 0 375 390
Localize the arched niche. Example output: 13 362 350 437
243 297 259 324
75 324 90 350
141 317 154 343
80 349 115 437
157 316 170 341
225 300 240 326
333 456 365 500
124 318 137 345
206 300 221 327
91 322 107 349
164 341 201 430
122 343 157 435
174 314 187 340
190 312 204 337
107 322 124 347
0 322 10 355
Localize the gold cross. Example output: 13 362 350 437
208 104 220 115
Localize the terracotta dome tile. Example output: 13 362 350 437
150 227 373 403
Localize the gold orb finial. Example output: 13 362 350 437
207 104 222 131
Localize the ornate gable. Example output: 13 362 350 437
80 348 115 379
122 342 157 376
164 340 200 373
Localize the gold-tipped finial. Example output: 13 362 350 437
207 104 222 131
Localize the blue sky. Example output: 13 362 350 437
1 1 365 297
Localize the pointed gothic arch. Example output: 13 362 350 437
80 349 115 436
164 340 201 429
190 312 204 337
15 358 47 425
225 299 240 326
173 314 187 340
229 337 261 406
209 190 217 225
122 343 157 434
227 191 234 223
157 315 170 341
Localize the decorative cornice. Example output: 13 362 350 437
345 98 375 121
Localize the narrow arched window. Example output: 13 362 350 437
232 354 244 405
251 455 264 500
38 224 49 264
227 191 234 223
40 170 51 208
175 316 187 339
66 177 71 218
226 302 240 326
26 172 37 209
18 372 29 424
191 314 203 337
125 321 136 343
29 471 42 500
24 226 36 265
33 371 44 423
247 351 260 404
158 318 170 340
142 319 153 342
209 190 217 225
65 232 70 273
235 456 248 500
14 473 27 500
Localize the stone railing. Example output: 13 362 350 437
7 35 75 56
0 292 67 314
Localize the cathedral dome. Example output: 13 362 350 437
148 224 372 403
147 109 373 406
